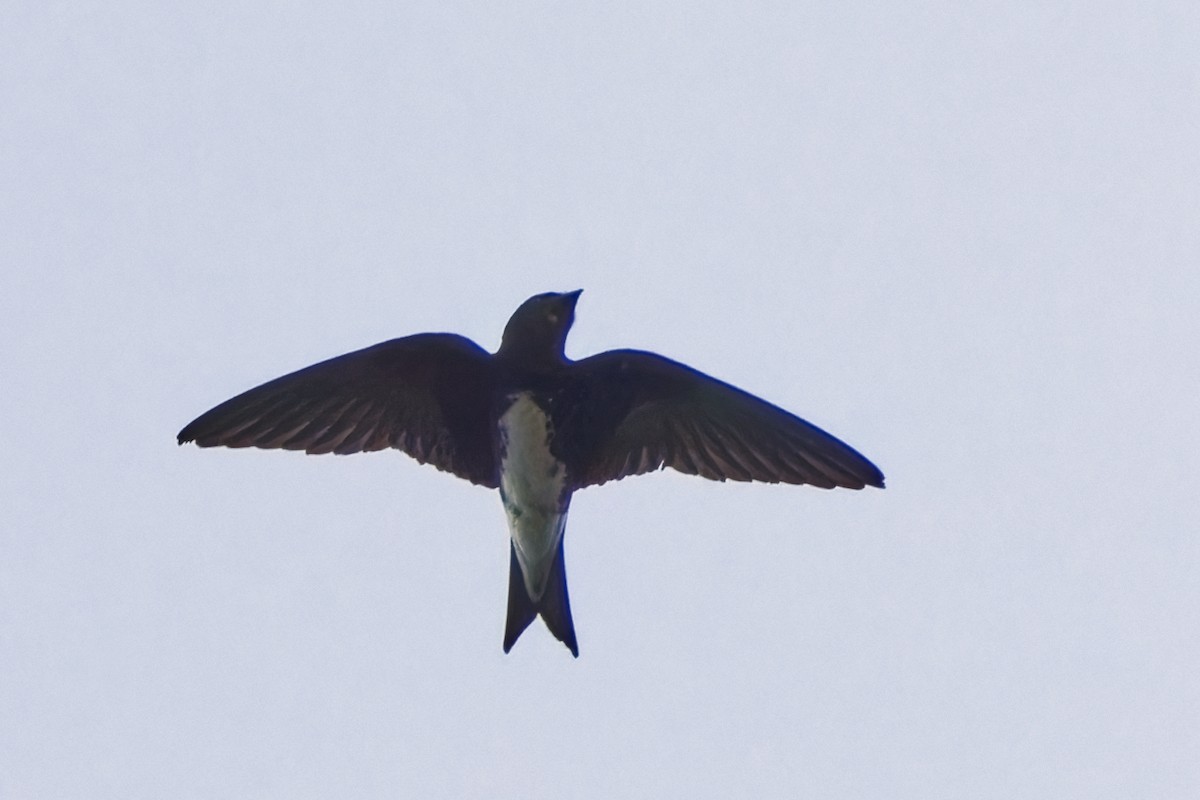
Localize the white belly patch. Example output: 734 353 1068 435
498 393 569 600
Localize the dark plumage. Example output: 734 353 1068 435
178 290 884 656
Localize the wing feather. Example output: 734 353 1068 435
573 350 883 491
178 334 498 487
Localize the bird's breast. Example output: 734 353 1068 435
497 392 570 600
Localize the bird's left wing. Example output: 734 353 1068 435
178 333 499 487
570 350 884 491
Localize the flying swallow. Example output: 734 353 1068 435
178 290 884 656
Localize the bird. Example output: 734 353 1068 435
178 290 884 656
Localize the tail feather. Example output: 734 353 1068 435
503 540 578 657
503 544 537 652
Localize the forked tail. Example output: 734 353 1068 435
503 539 578 657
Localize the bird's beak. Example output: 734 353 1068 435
564 289 583 309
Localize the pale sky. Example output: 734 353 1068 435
2 3 1197 798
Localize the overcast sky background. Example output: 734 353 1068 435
2 3 1197 798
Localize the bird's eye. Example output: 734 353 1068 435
547 312 559 323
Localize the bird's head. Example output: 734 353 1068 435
498 290 582 367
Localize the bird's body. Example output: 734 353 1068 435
498 391 569 597
178 290 884 656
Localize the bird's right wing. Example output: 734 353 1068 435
178 333 499 487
